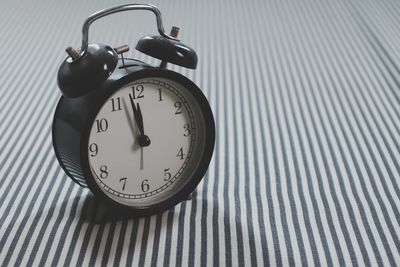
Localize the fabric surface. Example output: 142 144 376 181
0 0 399 266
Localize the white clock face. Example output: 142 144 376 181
88 77 206 207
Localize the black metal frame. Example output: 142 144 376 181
53 61 215 216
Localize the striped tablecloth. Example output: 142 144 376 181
0 0 399 266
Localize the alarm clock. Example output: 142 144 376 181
52 4 215 216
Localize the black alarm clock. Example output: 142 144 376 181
52 4 215 216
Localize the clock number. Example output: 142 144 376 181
89 143 98 157
183 123 191 137
177 147 185 160
141 179 150 192
174 101 182 114
96 118 108 133
99 165 108 179
164 168 172 181
158 88 163 101
120 177 127 191
131 85 144 99
111 97 122 112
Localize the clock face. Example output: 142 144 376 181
87 77 207 207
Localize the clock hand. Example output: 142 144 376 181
140 146 144 170
136 103 145 134
135 102 151 147
129 95 151 147
129 94 143 134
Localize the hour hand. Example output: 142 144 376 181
136 103 144 133
129 95 143 135
129 95 150 147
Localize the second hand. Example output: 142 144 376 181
140 147 144 170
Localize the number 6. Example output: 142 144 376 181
141 179 149 192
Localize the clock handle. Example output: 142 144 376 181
70 4 178 61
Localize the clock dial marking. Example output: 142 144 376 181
88 78 205 206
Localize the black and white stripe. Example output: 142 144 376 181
0 0 399 266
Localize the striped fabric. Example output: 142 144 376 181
0 0 399 266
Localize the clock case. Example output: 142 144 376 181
52 56 215 215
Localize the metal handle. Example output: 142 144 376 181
76 4 177 59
